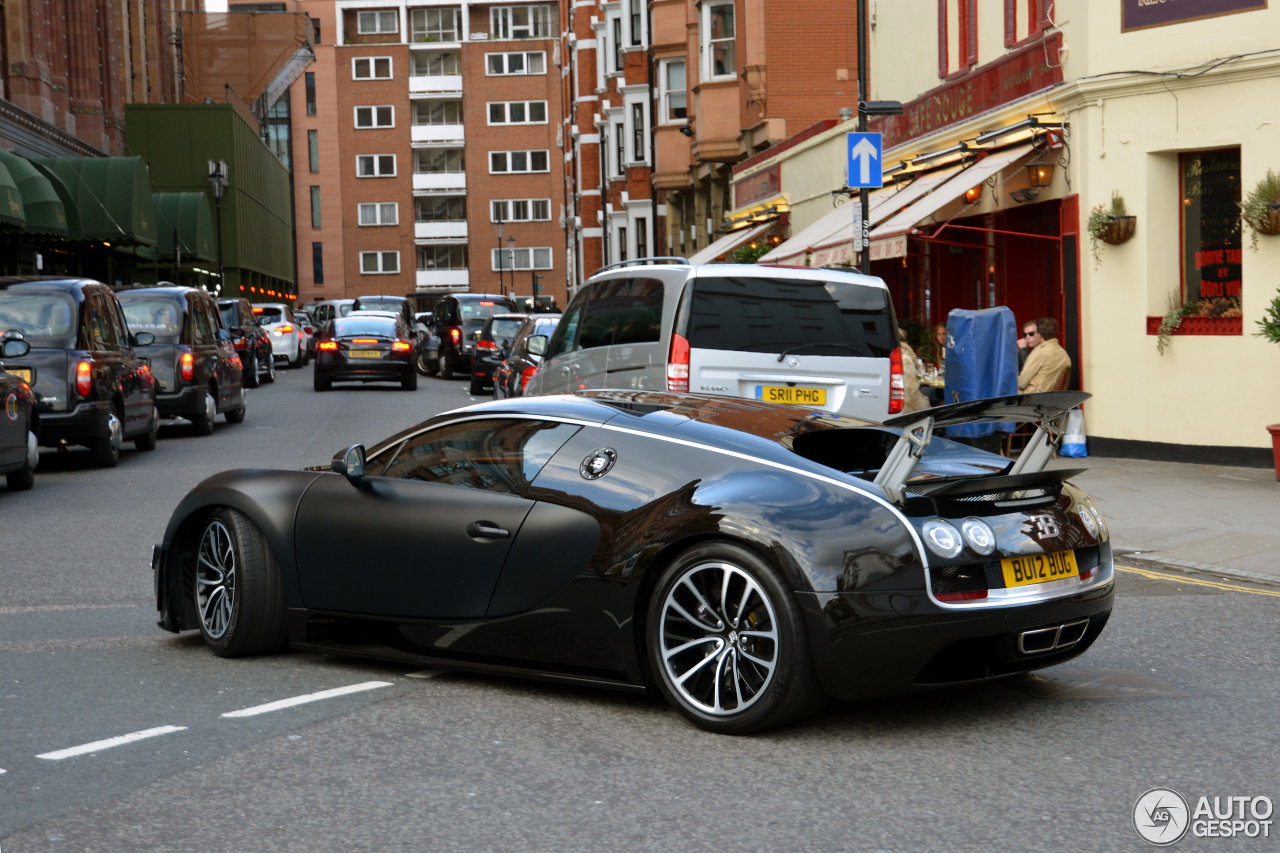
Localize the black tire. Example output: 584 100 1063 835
243 351 260 388
415 351 434 377
438 353 453 380
88 403 124 468
469 377 485 395
645 542 827 734
134 405 159 451
424 350 439 376
5 429 36 491
189 388 216 436
288 346 302 369
262 353 276 384
402 370 418 391
225 397 247 424
193 507 288 658
313 370 331 392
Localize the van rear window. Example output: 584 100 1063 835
686 276 895 358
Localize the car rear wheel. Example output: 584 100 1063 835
438 353 453 380
225 396 247 424
646 542 827 734
6 429 38 491
415 351 435 377
89 404 123 468
261 352 276 384
288 344 302 370
313 371 331 392
243 351 260 388
134 405 159 451
190 389 216 435
194 508 288 657
469 376 485 395
402 369 418 391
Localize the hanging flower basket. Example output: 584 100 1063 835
1256 204 1280 236
1101 215 1136 245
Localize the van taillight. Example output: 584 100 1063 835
520 365 538 392
667 333 690 392
75 361 92 396
449 328 461 347
180 351 195 382
888 346 904 415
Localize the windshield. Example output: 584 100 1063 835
686 276 895 358
254 306 287 325
0 291 78 345
355 298 403 313
218 304 239 329
334 316 398 338
459 300 511 323
121 297 184 342
488 318 525 339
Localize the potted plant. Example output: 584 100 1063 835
1240 170 1280 251
1155 291 1196 356
1258 287 1280 480
1086 191 1136 268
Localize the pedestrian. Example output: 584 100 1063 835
928 323 947 369
898 328 930 412
1017 316 1071 393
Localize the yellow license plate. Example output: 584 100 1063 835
1001 550 1079 588
759 385 827 406
348 350 382 359
2 367 33 383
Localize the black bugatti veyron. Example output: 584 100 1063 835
153 390 1114 734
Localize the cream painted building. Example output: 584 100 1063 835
733 0 1280 464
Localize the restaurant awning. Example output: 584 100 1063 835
0 148 69 236
153 192 217 263
688 220 774 265
28 155 158 246
868 144 1035 260
0 158 24 228
760 187 894 266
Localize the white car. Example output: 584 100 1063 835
254 303 303 368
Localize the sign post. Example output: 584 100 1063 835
847 131 882 274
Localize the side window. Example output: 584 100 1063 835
547 290 589 357
86 292 114 350
613 278 664 345
205 301 225 339
112 301 133 347
376 418 580 494
577 281 620 350
190 300 213 345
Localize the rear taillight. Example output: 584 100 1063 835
666 333 690 392
391 341 411 351
520 365 537 392
888 346 904 415
180 351 194 382
936 590 988 602
75 361 92 396
318 341 338 351
476 339 498 352
277 324 295 334
449 327 461 347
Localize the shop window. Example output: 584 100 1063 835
1179 147 1242 317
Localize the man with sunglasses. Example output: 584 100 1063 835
1017 317 1071 393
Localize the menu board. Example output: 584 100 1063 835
1181 148 1242 304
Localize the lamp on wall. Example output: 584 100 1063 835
963 185 982 204
1027 160 1055 188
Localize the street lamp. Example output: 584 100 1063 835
207 159 228 295
506 235 516 297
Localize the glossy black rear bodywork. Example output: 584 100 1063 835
154 391 1114 699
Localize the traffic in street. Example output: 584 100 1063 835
2 366 1278 850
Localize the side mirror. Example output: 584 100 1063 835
527 334 547 357
1 338 30 358
132 332 155 347
331 444 367 479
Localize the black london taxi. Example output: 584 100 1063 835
0 332 39 490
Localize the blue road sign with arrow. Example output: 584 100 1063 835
847 132 882 189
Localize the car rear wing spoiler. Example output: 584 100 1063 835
874 391 1091 505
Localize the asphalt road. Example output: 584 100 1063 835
1 367 1277 852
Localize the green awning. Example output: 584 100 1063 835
27 161 83 239
0 159 24 228
153 192 217 263
0 148 68 236
28 155 157 246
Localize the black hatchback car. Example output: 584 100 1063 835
313 312 418 392
431 293 516 380
0 277 159 467
469 312 528 395
492 313 561 400
217 298 274 387
118 285 246 435
0 333 39 490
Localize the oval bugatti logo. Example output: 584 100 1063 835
5 393 17 420
579 448 617 480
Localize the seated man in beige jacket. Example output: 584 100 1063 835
1018 316 1071 393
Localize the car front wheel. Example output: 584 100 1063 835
438 353 453 380
243 351 259 388
194 508 288 657
646 542 827 734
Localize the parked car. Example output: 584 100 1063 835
217 298 274 387
312 312 418 392
254 303 304 368
293 310 317 362
492 313 561 400
470 312 529 395
152 389 1111 734
310 299 355 326
0 276 158 467
0 333 39 490
526 261 903 420
430 293 516 380
118 285 247 435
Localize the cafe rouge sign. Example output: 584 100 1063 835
1122 0 1267 33
874 33 1064 151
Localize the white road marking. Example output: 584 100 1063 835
37 725 187 760
221 681 393 718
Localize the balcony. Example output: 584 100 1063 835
415 221 468 240
412 124 464 145
413 172 466 193
409 75 463 95
416 269 469 290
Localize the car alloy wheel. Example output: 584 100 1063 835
6 429 37 490
192 508 288 657
190 389 216 435
134 405 159 451
243 352 259 388
196 518 237 641
90 407 123 468
438 353 453 380
262 351 276 384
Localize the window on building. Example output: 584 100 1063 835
310 186 321 227
312 242 324 284
636 217 647 258
490 5 553 39
357 154 396 177
360 251 400 274
490 198 552 222
957 0 977 69
1005 0 1054 46
631 102 645 163
415 148 464 173
629 0 642 45
305 72 316 116
410 7 461 41
418 244 468 270
1180 147 1242 310
613 18 623 72
311 16 321 44
355 105 394 128
412 51 460 76
615 121 625 174
492 247 553 271
702 1 735 80
488 101 548 125
357 10 398 34
940 0 980 77
489 150 550 174
307 130 320 172
415 196 467 222
659 60 687 123
486 51 547 75
353 57 392 80
358 202 398 226
412 100 464 125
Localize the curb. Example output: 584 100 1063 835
1116 552 1280 590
